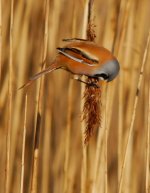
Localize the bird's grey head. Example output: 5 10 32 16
93 59 120 82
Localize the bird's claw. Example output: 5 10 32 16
71 75 100 88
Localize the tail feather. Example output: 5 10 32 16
18 63 59 90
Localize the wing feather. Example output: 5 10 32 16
57 47 99 66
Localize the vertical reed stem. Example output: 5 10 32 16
20 94 28 193
118 30 150 193
30 0 49 192
104 85 108 193
146 80 150 193
63 80 73 193
0 0 2 85
5 1 14 193
117 0 132 183
80 1 89 192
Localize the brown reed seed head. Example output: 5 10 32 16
82 18 101 144
83 78 101 144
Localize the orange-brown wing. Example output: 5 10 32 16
57 47 99 66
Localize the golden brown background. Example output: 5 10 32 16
0 0 150 193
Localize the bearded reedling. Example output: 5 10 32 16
19 38 120 89
19 38 120 143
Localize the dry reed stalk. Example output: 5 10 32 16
80 0 97 192
83 0 101 144
91 94 106 193
30 101 41 193
118 30 150 193
146 80 150 193
30 0 49 192
9 2 34 190
92 83 108 193
103 15 120 193
96 139 105 193
30 42 40 193
80 1 89 193
0 7 4 191
30 101 43 193
40 74 54 193
104 0 134 190
48 0 61 54
30 149 39 193
20 94 28 193
81 1 104 193
63 80 73 193
92 83 107 193
122 1 146 191
95 0 119 131
80 74 88 191
5 0 14 193
104 85 108 193
0 0 1 85
41 104 52 193
40 4 53 187
102 0 118 120
63 4 78 192
84 2 100 142
116 0 132 184
81 0 89 40
93 2 120 191
71 2 77 38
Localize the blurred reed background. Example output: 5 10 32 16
0 0 150 193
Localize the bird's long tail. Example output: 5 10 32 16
19 62 59 90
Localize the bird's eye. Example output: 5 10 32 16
94 73 109 80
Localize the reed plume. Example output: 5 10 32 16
82 0 102 143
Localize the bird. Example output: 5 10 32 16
19 38 120 89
